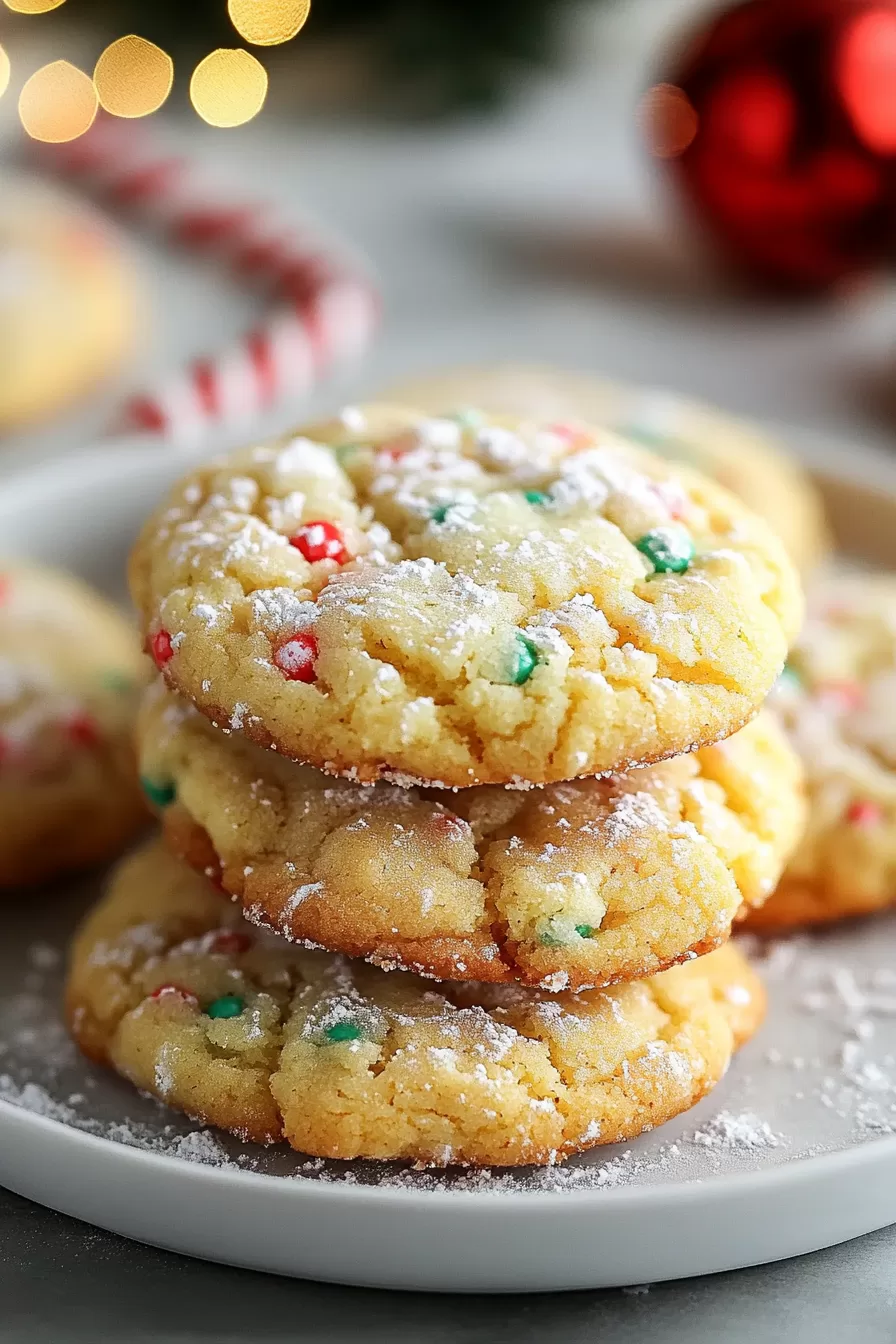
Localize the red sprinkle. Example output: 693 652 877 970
650 481 687 520
380 430 418 462
549 421 580 439
66 713 100 749
290 520 349 565
211 930 253 955
430 812 471 841
274 632 318 682
0 575 9 604
150 629 174 669
817 680 865 712
846 800 883 828
548 421 591 450
150 984 198 1005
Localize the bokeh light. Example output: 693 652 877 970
837 9 896 154
227 0 311 46
0 47 9 100
19 60 97 142
94 35 173 118
3 0 65 12
638 82 699 159
190 48 267 127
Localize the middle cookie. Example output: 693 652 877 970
139 683 805 991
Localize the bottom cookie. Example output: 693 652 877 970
67 841 766 1167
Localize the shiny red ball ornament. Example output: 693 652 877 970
657 0 896 292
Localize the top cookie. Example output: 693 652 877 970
129 404 803 788
389 365 828 576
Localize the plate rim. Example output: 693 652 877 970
3 1094 896 1210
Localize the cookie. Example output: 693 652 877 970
129 403 802 788
66 841 766 1165
388 365 827 575
0 563 148 888
0 185 137 429
139 680 804 989
747 573 896 930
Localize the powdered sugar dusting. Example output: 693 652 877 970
6 892 896 1192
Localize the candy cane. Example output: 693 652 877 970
31 115 379 440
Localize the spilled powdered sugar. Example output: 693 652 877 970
5 892 896 1192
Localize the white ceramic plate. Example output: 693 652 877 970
3 440 896 1294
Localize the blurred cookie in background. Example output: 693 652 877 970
747 573 896 930
0 180 139 433
0 562 148 889
388 364 828 576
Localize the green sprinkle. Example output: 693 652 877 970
450 407 485 430
620 423 670 454
524 490 550 506
430 502 454 524
334 443 361 464
779 661 801 690
540 916 598 946
635 527 694 575
205 994 244 1020
508 632 539 686
140 776 176 808
325 1021 363 1043
101 670 134 694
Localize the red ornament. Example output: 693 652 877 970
657 0 896 291
290 520 349 565
150 629 174 668
273 631 318 682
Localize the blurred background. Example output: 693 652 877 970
4 0 896 476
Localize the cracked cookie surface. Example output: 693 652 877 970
389 364 827 575
66 841 766 1166
0 563 148 888
139 681 803 990
747 574 896 929
129 404 802 788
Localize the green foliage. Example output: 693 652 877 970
94 0 588 114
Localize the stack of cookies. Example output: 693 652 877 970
67 403 807 1166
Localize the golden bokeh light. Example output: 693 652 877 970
19 60 98 142
227 0 311 46
0 47 9 101
637 83 699 159
190 48 267 127
94 35 173 118
3 0 66 12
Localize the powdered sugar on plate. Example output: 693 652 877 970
3 878 896 1193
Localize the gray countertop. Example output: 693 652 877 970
5 2 896 1333
4 1186 896 1342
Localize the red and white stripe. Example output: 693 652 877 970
33 116 379 440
